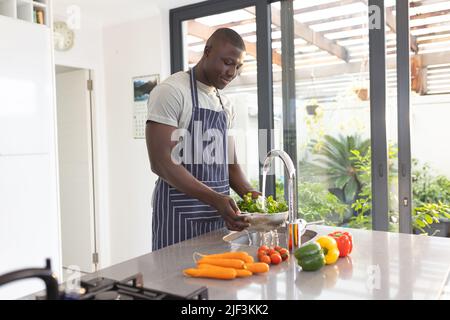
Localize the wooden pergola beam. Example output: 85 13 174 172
302 12 365 27
411 8 450 20
229 51 450 88
293 0 360 15
246 7 349 62
417 35 450 45
210 18 256 30
410 20 450 30
187 20 282 66
386 7 419 53
410 0 448 8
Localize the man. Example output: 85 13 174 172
146 28 259 251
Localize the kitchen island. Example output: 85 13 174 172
82 225 450 300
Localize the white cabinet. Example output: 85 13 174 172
0 12 53 155
0 155 60 299
0 2 61 299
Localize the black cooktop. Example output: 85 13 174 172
74 273 208 300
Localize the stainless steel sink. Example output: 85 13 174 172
223 228 318 247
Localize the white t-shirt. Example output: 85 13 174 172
147 71 235 129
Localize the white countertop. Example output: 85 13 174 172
87 225 450 300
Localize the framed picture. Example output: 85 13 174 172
132 74 159 139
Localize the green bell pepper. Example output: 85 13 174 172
294 242 325 272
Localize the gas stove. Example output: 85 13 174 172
0 260 208 300
73 273 208 300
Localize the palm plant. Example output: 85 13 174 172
305 134 370 203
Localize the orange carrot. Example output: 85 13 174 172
235 269 253 278
242 255 254 264
244 262 270 274
197 258 245 269
203 251 250 261
197 264 253 278
183 267 236 280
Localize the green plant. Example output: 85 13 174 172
410 160 450 235
348 145 398 230
348 151 450 234
347 147 372 229
298 182 348 226
306 134 370 203
412 160 450 205
413 202 450 234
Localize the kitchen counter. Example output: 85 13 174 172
82 225 450 300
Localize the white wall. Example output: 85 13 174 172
409 95 450 178
102 16 162 264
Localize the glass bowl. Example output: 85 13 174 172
240 211 289 232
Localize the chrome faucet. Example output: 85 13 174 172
262 150 303 252
262 150 298 223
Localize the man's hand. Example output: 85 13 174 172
215 194 249 231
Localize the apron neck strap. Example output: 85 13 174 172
189 67 199 110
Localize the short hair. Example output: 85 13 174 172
206 28 246 51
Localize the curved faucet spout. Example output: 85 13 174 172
262 150 298 223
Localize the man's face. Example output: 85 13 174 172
203 41 245 90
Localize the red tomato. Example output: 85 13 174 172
270 253 282 265
259 255 271 264
268 249 279 256
279 248 289 261
259 245 270 252
274 246 283 252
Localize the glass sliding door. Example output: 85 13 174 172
408 0 450 237
274 0 374 228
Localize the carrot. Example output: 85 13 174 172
183 267 236 280
242 255 254 264
244 262 270 274
235 269 253 278
198 264 253 278
202 251 250 261
197 258 245 269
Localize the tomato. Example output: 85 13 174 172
258 246 270 255
279 248 289 261
268 249 279 256
259 254 271 264
258 251 266 258
274 246 283 252
270 253 282 265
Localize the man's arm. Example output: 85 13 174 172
228 136 261 198
146 121 249 231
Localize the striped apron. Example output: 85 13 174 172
152 68 229 251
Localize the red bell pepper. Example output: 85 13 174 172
328 231 353 257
